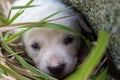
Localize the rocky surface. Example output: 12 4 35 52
64 0 120 70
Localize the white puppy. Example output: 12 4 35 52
11 0 90 79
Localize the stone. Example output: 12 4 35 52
64 0 120 70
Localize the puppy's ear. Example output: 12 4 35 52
77 40 90 64
77 13 97 42
77 13 93 33
76 13 97 64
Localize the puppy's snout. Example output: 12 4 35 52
47 64 65 75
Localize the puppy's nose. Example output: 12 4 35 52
47 64 65 74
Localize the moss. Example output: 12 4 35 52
64 0 120 70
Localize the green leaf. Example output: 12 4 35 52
65 30 110 80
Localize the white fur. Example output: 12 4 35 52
12 0 82 78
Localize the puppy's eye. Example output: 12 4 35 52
31 42 40 51
64 36 74 45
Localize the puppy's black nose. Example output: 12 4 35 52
47 64 65 75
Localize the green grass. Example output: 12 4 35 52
0 0 110 80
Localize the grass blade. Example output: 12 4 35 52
11 5 39 9
96 68 110 80
3 22 92 48
7 5 38 22
7 0 34 24
0 69 5 75
3 27 31 44
7 62 41 80
40 6 72 22
0 64 29 80
26 0 34 6
7 10 24 25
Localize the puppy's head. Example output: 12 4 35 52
23 28 81 78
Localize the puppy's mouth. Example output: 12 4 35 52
50 72 73 80
50 73 65 79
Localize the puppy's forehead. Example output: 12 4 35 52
24 28 74 39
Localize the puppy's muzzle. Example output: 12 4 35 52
47 64 65 75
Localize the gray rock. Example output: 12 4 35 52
64 0 120 70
